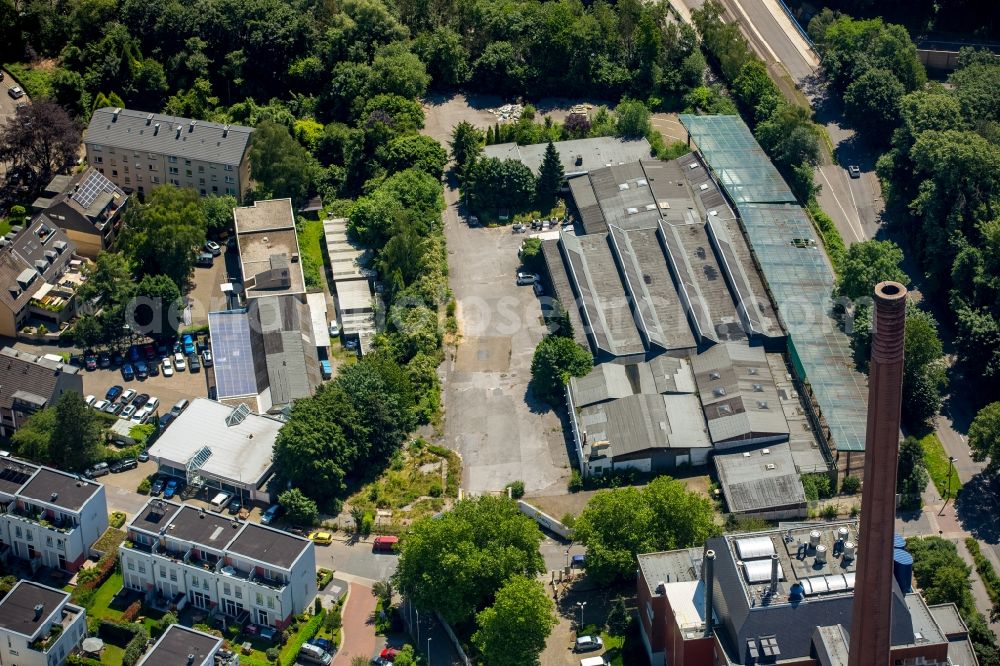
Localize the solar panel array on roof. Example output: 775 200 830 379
208 310 260 399
71 170 115 210
680 114 869 453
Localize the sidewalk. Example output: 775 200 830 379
333 583 377 665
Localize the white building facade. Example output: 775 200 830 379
0 581 87 666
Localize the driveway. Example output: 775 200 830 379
332 582 377 665
0 69 30 182
312 536 398 585
185 244 239 326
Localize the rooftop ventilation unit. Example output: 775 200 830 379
146 113 154 125
112 108 122 121
713 387 727 397
153 123 160 136
618 183 629 191
700 183 709 191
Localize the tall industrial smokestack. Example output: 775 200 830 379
848 281 907 666
704 550 716 638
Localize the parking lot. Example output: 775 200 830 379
81 355 212 418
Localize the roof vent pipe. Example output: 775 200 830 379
703 550 716 638
770 553 779 594
816 544 828 565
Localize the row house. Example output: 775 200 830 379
0 348 82 439
0 580 87 666
0 461 108 573
119 500 315 630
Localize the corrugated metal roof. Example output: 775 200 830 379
86 107 252 166
483 137 652 176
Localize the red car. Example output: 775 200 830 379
142 343 156 359
380 648 399 661
372 536 398 553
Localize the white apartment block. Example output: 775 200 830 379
119 500 316 630
0 581 87 666
85 108 253 200
0 461 108 573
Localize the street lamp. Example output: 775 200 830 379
565 547 571 568
576 601 587 633
945 456 956 501
427 637 432 666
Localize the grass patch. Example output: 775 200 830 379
3 62 55 99
510 200 567 225
87 572 124 621
296 217 326 292
918 433 962 498
0 219 11 236
965 538 1000 605
99 643 125 666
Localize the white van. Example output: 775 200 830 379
297 643 332 665
210 492 231 512
580 658 608 666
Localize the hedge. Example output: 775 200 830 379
279 612 324 666
965 538 1000 605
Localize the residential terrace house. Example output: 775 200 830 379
32 168 128 258
84 107 253 200
120 499 316 629
0 216 82 338
0 347 82 439
0 581 87 666
0 461 109 573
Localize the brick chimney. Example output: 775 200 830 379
848 281 907 666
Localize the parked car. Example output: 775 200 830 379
309 638 332 653
145 396 159 412
202 349 213 367
572 554 586 568
106 385 123 401
516 272 539 286
156 341 170 356
227 498 242 514
171 399 189 414
205 240 222 256
111 351 123 366
174 352 187 371
86 462 110 478
85 354 98 371
163 479 179 499
195 252 214 268
132 393 148 409
182 334 195 355
98 353 111 368
372 536 398 553
7 86 25 99
104 401 122 415
188 354 201 372
158 413 176 429
260 504 283 525
308 531 334 545
150 478 165 495
120 404 137 420
135 360 149 379
533 281 544 296
162 357 174 377
574 636 603 653
110 458 138 473
142 343 156 359
329 320 340 337
298 643 332 665
84 395 96 407
121 363 135 381
148 361 160 377
120 389 137 404
512 223 527 233
138 450 149 463
848 165 861 179
128 345 141 362
92 399 110 412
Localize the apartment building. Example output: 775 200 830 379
120 500 316 629
32 168 128 258
0 461 109 573
84 108 253 200
0 581 87 666
0 347 83 439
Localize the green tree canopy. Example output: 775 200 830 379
348 190 403 247
574 476 717 585
449 121 482 172
969 402 1000 475
249 121 318 203
754 104 821 168
201 195 238 236
278 488 319 526
379 134 448 179
614 99 651 139
536 141 564 206
530 335 592 405
49 393 102 471
394 495 545 624
472 576 556 666
464 157 537 214
836 239 909 301
843 68 907 141
132 274 183 341
119 186 207 290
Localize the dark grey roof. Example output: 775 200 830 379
129 499 183 534
0 347 81 414
540 239 590 351
0 581 68 637
713 443 806 514
578 392 710 459
252 294 321 408
18 467 102 512
163 505 241 549
483 137 652 177
0 216 75 313
569 357 696 409
138 624 221 666
0 458 39 497
35 168 126 232
86 107 253 166
927 603 968 639
226 523 310 570
637 548 702 595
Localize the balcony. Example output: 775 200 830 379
122 539 154 554
8 507 76 534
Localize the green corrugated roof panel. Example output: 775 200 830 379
679 115 868 452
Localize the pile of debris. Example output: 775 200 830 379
488 103 524 121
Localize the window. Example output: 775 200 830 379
171 179 180 186
266 597 274 609
136 175 143 183
26 531 32 542
148 163 158 171
227 188 237 195
235 588 242 599
160 569 166 578
203 579 209 590
185 159 191 166
255 593 263 605
169 570 176 581
151 176 160 184
211 175 217 182
225 175 235 184
224 164 234 171
199 178 205 185
138 563 145 574
200 189 206 196
168 156 178 163
110 160 117 166
212 186 218 193
14 526 20 538
223 583 231 595
169 167 178 175
46 536 52 547
112 170 118 177
147 153 156 160
198 166 205 173
127 560 135 571
98 168 105 174
92 145 102 152
186 170 193 177
124 165 129 173
124 177 131 185
192 576 199 587
95 156 103 164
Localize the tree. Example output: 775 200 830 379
902 309 947 426
732 59 781 123
413 27 470 89
449 121 482 173
0 102 81 196
278 488 319 526
132 274 183 340
836 240 909 301
379 134 448 179
11 407 57 462
350 506 365 532
606 596 629 636
530 335 593 405
393 495 544 624
574 476 717 585
472 576 555 666
119 186 207 290
898 436 929 510
614 99 651 139
536 141 564 207
249 121 317 203
843 68 907 141
372 578 394 608
49 392 102 471
202 195 238 236
348 190 402 247
969 402 1000 475
925 566 973 606
754 104 820 169
371 47 430 100
464 158 537 214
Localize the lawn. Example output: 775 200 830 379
511 200 567 225
88 572 125 622
0 219 10 236
296 217 327 292
99 644 124 665
233 610 324 666
918 432 963 498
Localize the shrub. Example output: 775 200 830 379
821 504 838 520
137 478 151 494
266 647 280 662
109 512 126 529
428 483 442 498
152 612 177 638
507 480 525 499
568 470 583 492
317 569 334 590
122 600 141 622
361 513 374 537
841 475 861 495
10 205 26 217
560 512 576 529
325 604 342 631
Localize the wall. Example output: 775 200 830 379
516 500 572 540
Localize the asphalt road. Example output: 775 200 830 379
722 0 817 85
0 68 31 181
